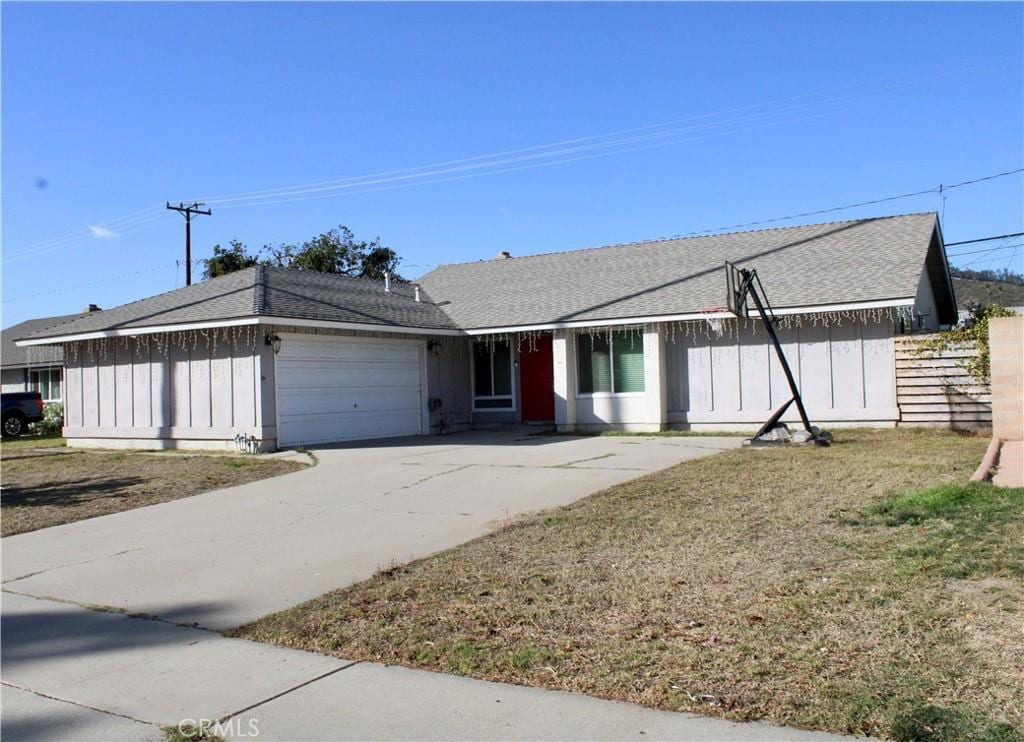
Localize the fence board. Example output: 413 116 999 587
895 335 990 430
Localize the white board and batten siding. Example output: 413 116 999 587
274 333 428 447
63 340 269 449
667 320 898 428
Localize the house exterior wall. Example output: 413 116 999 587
2 368 26 393
263 325 471 436
1 366 64 401
666 318 899 429
574 325 667 431
62 335 269 450
58 324 473 451
914 268 940 331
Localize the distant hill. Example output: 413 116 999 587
952 277 1024 309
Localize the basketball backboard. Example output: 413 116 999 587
725 261 749 318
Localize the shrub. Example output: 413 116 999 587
31 402 64 435
917 303 1016 383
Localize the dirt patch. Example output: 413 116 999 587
233 429 1023 740
1 448 305 536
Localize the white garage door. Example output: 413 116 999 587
276 334 425 447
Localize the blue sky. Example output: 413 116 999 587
2 2 1022 327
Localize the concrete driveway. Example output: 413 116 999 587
3 431 741 630
1 431 854 741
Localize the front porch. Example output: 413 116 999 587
470 326 669 433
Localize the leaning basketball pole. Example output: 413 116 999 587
725 261 830 447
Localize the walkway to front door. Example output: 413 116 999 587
519 333 554 422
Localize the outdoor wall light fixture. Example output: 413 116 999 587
427 339 442 356
265 334 282 354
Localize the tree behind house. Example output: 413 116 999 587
203 226 402 281
266 225 402 281
203 240 259 278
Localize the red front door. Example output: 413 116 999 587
520 334 555 422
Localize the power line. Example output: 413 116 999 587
962 246 1021 269
0 67 998 262
946 242 1023 258
1 260 200 303
200 68 969 208
675 169 1024 237
945 231 1024 247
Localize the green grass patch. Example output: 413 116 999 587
867 483 1024 528
0 433 65 453
860 483 1024 579
890 703 1022 742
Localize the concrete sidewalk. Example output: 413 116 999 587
2 592 848 742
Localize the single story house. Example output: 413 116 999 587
17 212 957 450
1 309 101 403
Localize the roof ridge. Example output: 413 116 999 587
261 263 390 288
253 264 267 314
424 211 938 272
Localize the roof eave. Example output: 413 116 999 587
15 315 465 346
460 297 917 335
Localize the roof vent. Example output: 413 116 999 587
413 284 421 302
384 273 391 293
496 251 512 260
82 304 102 314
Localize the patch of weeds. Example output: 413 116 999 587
411 644 439 665
163 723 225 742
508 646 550 672
445 639 482 675
890 703 1022 742
221 458 257 468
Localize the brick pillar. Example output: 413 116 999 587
989 316 1024 440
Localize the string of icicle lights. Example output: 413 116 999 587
38 305 912 364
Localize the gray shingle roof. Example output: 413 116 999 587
417 213 944 330
18 213 950 343
20 266 457 341
2 313 83 367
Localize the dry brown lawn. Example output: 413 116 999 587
1 445 305 536
233 430 1023 741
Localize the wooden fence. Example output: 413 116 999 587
895 335 991 429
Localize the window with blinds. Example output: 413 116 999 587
577 331 644 394
612 332 645 393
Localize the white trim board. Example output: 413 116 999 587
17 297 917 346
17 316 463 346
462 298 917 335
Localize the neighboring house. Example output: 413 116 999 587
1 310 100 403
17 212 957 450
951 277 1024 321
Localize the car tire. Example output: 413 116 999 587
2 412 25 438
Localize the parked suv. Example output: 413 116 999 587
1 391 44 438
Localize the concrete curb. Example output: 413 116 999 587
970 437 1002 482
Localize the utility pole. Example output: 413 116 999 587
166 201 212 286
